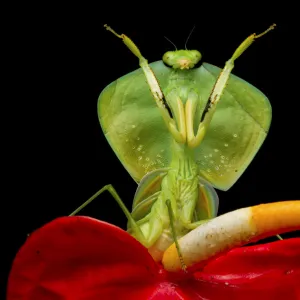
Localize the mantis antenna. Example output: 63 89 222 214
185 25 196 49
164 36 177 50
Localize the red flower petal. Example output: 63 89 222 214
190 238 300 299
7 216 162 299
7 216 300 300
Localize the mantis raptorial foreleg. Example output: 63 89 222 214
104 24 185 144
186 24 276 148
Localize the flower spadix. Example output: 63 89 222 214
163 200 300 272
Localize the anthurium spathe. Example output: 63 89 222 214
7 200 300 300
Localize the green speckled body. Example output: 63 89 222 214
97 25 274 263
98 60 271 257
99 61 271 191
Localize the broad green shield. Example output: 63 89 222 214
98 61 271 191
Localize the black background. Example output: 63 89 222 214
4 5 299 296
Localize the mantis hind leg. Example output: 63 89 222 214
183 219 210 230
69 184 149 246
166 199 187 272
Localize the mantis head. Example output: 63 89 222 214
163 50 202 70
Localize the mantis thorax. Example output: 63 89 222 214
169 140 198 179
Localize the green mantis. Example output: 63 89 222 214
71 24 275 267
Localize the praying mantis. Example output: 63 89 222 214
70 24 275 267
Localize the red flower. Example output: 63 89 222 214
7 216 300 300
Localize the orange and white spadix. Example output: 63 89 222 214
163 200 300 272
